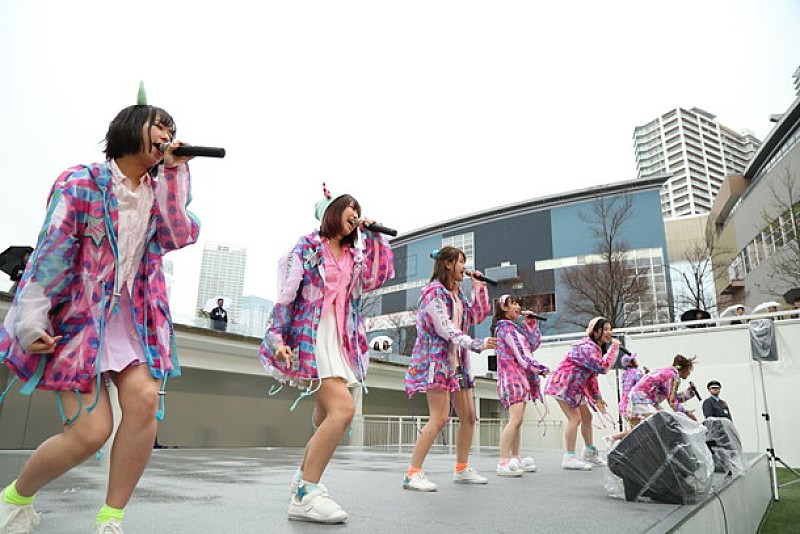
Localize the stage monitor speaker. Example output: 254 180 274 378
703 417 745 475
608 411 710 504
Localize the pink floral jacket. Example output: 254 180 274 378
0 162 199 393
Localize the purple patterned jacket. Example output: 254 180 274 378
258 230 394 384
628 366 692 414
0 162 200 393
544 337 619 408
404 280 491 395
494 319 548 407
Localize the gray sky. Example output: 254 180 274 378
1 0 799 319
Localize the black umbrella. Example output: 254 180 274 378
0 246 33 279
680 308 711 322
784 288 800 306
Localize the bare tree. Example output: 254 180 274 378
362 290 417 356
560 195 655 328
759 168 800 295
670 220 729 315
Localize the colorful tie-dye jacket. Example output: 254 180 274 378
494 319 548 408
628 366 692 414
618 366 644 416
544 337 619 408
259 230 394 384
404 280 491 395
0 162 200 394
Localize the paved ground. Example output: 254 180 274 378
0 447 691 533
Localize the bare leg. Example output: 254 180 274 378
300 391 327 471
499 403 525 461
15 383 113 497
453 389 476 464
301 378 354 483
105 364 160 509
409 389 449 469
555 399 582 452
578 404 593 448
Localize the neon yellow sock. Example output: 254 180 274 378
3 480 34 505
96 504 124 525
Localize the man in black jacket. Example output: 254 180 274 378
702 381 732 420
210 298 228 331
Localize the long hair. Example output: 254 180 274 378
430 246 464 291
491 294 518 336
320 195 361 248
104 105 176 160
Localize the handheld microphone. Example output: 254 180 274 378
356 219 398 237
689 381 702 401
158 143 226 158
465 270 497 286
521 311 548 321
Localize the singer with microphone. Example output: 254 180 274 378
0 82 201 533
258 182 394 524
626 354 699 423
403 246 497 492
491 295 549 476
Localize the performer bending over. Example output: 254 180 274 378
544 317 620 470
259 184 393 523
492 295 548 477
0 86 200 534
626 354 698 423
403 247 496 491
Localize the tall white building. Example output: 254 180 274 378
240 295 274 337
196 242 247 324
633 107 760 218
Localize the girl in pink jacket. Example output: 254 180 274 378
491 295 548 477
0 93 199 534
544 317 620 470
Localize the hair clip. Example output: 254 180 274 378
429 249 440 260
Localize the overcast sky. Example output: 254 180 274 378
1 1 799 319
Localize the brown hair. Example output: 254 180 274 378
430 246 465 291
672 354 696 371
320 194 361 247
491 295 519 335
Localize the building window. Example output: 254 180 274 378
442 233 475 269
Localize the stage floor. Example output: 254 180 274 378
0 447 753 533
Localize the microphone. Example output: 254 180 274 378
619 346 632 357
158 143 226 158
356 219 398 237
521 311 548 321
689 381 702 401
465 269 497 286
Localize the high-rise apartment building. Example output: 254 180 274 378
240 295 274 338
196 243 247 324
633 107 760 218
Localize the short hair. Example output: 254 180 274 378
320 195 361 248
104 105 176 161
673 354 696 371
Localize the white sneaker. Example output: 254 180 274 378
562 454 593 471
518 457 537 472
453 467 489 484
0 499 41 534
94 519 124 534
403 471 438 492
496 461 523 477
582 447 607 467
287 485 347 524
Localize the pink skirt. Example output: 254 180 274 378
100 286 147 374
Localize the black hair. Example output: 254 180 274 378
589 318 612 353
104 105 175 160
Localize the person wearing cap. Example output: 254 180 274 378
0 84 200 534
702 381 732 420
258 183 394 524
544 317 621 470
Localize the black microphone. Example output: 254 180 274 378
619 346 632 357
465 269 497 286
357 220 398 237
158 143 226 158
521 311 548 321
689 381 702 401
